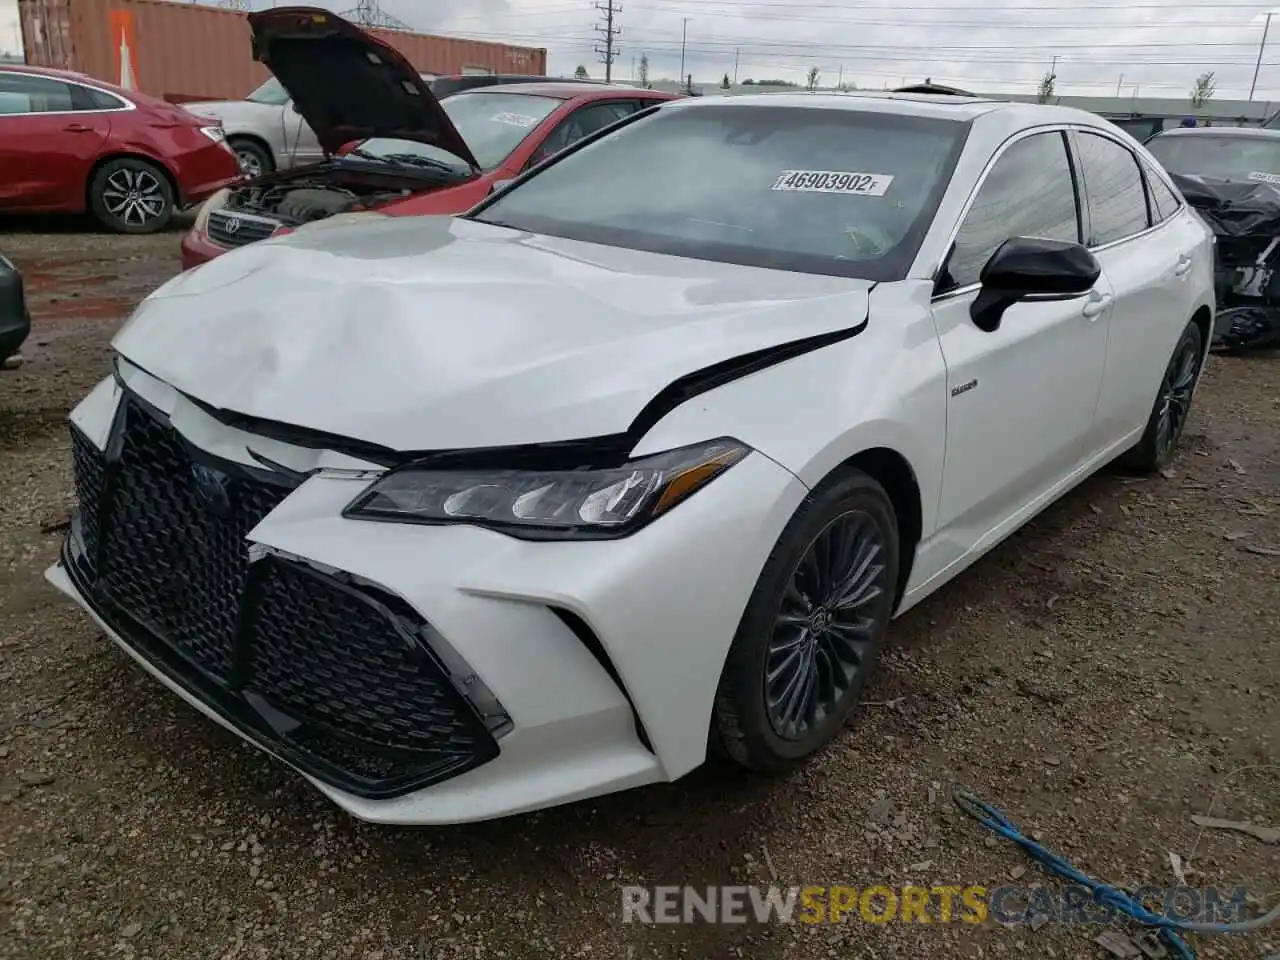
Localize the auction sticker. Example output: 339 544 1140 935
490 112 539 128
771 170 894 195
1248 170 1280 184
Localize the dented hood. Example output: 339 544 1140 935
113 216 871 452
247 6 479 168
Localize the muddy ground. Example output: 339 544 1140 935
0 222 1276 960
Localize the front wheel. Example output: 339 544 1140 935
711 469 899 775
229 138 274 178
1120 319 1204 473
89 158 174 234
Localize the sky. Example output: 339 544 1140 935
5 0 1280 101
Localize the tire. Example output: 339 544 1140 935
229 138 274 178
88 158 174 234
711 468 900 775
1119 319 1205 473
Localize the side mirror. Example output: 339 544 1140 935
970 236 1100 333
488 179 514 195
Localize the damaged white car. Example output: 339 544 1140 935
50 92 1214 824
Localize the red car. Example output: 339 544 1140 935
180 6 678 270
0 65 241 234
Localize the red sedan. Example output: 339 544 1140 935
180 7 678 269
0 65 241 233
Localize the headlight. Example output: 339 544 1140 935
344 438 749 539
198 125 227 143
192 187 230 234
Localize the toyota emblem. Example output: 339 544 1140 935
224 217 242 235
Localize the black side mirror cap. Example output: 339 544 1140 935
970 236 1101 332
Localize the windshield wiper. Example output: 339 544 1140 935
348 147 391 164
379 153 468 175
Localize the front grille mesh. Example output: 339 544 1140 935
65 395 498 795
245 561 487 756
97 403 291 681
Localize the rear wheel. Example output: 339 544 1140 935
711 469 899 774
1120 319 1204 473
229 137 274 178
89 158 174 234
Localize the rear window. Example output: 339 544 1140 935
1147 133 1280 183
472 104 968 280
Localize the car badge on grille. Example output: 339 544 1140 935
223 216 242 235
190 463 232 518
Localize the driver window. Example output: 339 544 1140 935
939 131 1082 294
527 101 637 169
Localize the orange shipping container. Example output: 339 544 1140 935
18 0 549 101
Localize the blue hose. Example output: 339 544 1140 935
952 785 1280 959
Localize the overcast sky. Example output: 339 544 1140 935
4 0 1280 101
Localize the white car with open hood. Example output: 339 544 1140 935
49 92 1214 824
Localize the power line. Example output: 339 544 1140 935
337 0 410 31
594 0 622 82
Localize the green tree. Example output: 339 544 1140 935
806 66 820 92
1191 71 1216 107
574 64 589 79
721 72 731 89
1037 69 1056 103
637 53 650 88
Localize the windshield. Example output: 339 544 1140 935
352 91 562 171
1147 134 1280 183
471 104 968 280
246 77 289 105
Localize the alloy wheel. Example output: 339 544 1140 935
764 509 889 741
101 168 167 228
235 149 264 178
1154 338 1200 460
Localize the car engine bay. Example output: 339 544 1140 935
223 177 415 227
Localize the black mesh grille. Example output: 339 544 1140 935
70 425 106 568
63 394 498 797
245 560 487 757
97 401 293 681
207 210 279 248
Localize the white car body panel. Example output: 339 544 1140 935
51 93 1216 823
113 215 873 450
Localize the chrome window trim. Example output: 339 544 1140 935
0 69 136 116
929 121 1179 304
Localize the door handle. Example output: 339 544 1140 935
1081 292 1113 319
1174 255 1193 277
63 123 93 133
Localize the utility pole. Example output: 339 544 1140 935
733 47 739 84
838 64 843 90
594 0 621 83
1116 74 1123 96
679 17 690 86
1251 12 1273 101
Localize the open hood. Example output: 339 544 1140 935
247 6 480 170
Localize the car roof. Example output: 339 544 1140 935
454 81 672 100
664 90 1089 122
1149 125 1280 140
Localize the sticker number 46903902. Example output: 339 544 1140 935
771 170 894 196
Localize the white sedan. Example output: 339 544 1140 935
49 92 1214 824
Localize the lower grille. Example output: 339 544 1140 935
207 209 279 249
65 392 499 798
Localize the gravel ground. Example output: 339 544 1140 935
0 223 1277 960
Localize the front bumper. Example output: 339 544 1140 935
179 228 226 270
49 371 807 823
172 143 242 208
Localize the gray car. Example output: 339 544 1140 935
186 73 611 176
